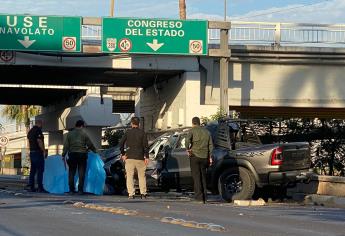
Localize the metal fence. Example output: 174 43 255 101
209 21 345 47
82 25 102 41
80 21 345 48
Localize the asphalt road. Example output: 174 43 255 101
1 179 345 236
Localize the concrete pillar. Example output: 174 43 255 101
83 126 102 150
185 72 218 126
48 131 64 155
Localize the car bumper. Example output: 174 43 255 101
268 169 314 185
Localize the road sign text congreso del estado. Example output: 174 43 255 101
102 18 208 55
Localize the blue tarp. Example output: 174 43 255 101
43 153 105 195
43 155 69 194
83 152 106 195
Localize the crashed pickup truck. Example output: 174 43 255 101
103 119 313 201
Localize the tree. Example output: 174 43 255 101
248 118 345 176
179 0 186 19
201 107 228 124
1 105 40 131
1 105 41 171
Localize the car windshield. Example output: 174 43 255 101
149 137 168 153
147 132 182 160
148 133 172 160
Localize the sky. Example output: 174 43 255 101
0 0 344 24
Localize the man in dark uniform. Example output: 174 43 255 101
62 120 97 195
119 117 149 199
27 120 47 193
186 117 214 203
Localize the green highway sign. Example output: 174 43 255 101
102 18 208 55
0 14 81 52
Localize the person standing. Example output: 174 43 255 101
119 117 149 199
186 117 214 203
62 120 96 195
27 120 47 193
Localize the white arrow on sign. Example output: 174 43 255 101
18 36 36 49
146 39 164 52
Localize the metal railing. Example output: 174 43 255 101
82 25 102 41
81 20 345 48
209 21 345 47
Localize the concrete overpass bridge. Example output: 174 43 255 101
1 19 345 161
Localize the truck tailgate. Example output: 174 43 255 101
280 143 311 171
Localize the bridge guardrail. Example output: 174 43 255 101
81 20 345 48
82 25 101 41
211 21 345 47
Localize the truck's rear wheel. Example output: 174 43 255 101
218 167 255 202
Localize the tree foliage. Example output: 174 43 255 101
1 105 41 170
249 118 345 176
201 107 228 124
1 105 40 129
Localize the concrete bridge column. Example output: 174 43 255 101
184 72 218 126
48 131 63 156
138 72 218 131
83 126 102 150
36 94 120 153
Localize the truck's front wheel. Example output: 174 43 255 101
218 167 255 202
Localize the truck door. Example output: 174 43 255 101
166 134 193 188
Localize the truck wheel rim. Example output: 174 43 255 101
224 174 243 194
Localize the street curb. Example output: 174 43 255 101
0 175 28 180
305 194 345 208
234 198 266 207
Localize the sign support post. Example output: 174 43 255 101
208 21 231 115
220 28 229 115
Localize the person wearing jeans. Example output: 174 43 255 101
28 151 45 192
27 120 47 193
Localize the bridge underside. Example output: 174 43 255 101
0 87 86 106
0 65 181 87
0 64 181 106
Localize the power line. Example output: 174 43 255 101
234 0 332 20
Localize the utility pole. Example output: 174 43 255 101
110 0 115 17
224 0 227 21
179 0 187 20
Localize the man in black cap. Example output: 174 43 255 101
62 120 96 195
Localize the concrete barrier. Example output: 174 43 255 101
286 175 345 208
287 175 345 198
